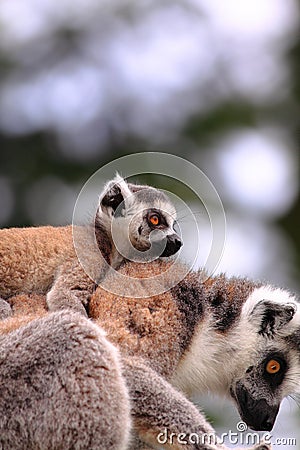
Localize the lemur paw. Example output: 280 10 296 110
0 298 12 319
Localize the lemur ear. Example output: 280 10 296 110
250 300 296 337
100 174 132 217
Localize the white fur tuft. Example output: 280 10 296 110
242 285 300 335
98 174 132 207
113 173 132 198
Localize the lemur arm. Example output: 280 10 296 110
123 357 271 450
0 263 94 319
123 356 226 450
46 262 95 316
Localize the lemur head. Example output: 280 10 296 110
172 273 300 434
229 286 300 432
97 174 182 262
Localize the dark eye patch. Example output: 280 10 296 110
146 209 168 228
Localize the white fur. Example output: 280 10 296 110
242 285 297 317
242 285 300 335
99 174 132 208
171 317 256 398
172 285 300 399
113 173 132 199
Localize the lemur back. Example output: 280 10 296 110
0 176 181 316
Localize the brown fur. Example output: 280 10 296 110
0 226 74 297
0 176 180 318
0 293 47 334
90 264 183 378
2 260 185 379
0 225 109 315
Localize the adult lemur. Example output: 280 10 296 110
0 175 181 316
0 260 299 449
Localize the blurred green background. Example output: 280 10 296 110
0 0 299 446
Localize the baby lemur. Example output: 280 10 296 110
0 175 182 316
1 259 299 449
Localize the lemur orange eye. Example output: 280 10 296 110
149 215 160 226
266 359 281 374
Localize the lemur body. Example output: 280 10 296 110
0 176 181 316
0 260 299 449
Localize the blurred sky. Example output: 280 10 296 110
0 0 298 149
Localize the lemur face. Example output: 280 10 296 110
126 189 181 259
98 175 182 262
232 350 287 431
230 286 300 431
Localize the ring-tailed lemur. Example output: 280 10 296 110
90 260 300 448
0 260 299 449
0 175 182 316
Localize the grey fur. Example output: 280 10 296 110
0 312 131 450
123 357 224 449
0 298 12 319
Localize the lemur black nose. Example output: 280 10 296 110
261 419 273 432
173 236 182 250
